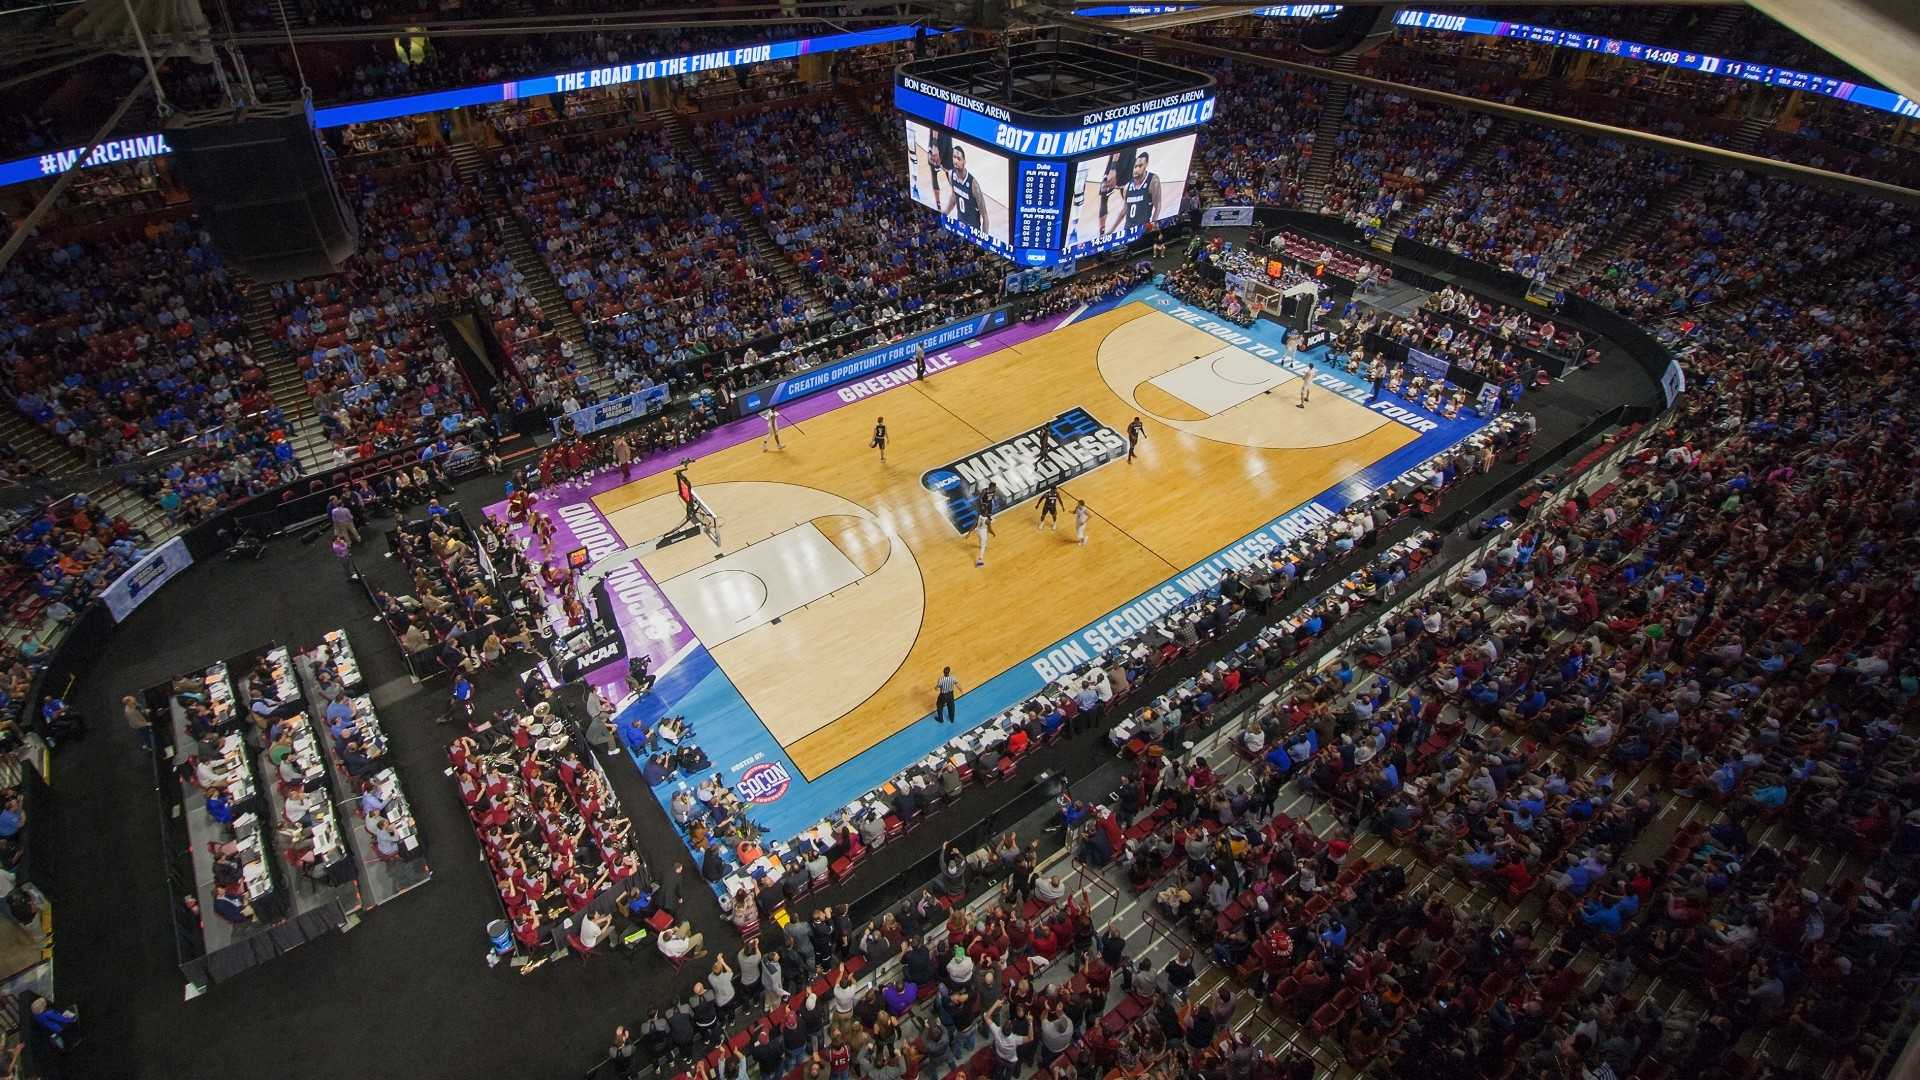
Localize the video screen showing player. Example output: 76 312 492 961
904 119 1012 250
1065 132 1197 255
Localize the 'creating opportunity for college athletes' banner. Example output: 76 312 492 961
102 536 194 623
737 306 1011 416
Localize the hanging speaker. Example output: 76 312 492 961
166 100 359 282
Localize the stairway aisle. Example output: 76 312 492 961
448 140 615 402
655 108 830 320
237 281 335 473
835 81 891 152
1544 112 1771 295
834 84 907 185
1546 165 1709 294
1693 5 1746 53
1726 111 1775 155
1378 115 1514 241
263 0 301 28
0 414 179 547
1299 54 1357 210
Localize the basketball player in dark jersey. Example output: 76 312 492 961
1123 152 1161 236
1038 486 1061 530
944 145 989 235
1095 157 1124 240
924 129 945 207
977 484 998 536
871 416 888 464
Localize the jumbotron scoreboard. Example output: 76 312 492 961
896 42 1215 266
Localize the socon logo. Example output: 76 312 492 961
736 762 793 804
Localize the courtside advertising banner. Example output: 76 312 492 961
103 536 194 623
550 385 670 438
1405 348 1452 384
738 307 1011 416
1201 206 1257 227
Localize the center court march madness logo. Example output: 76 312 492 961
736 762 793 804
921 406 1129 535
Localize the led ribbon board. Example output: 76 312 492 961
1071 5 1341 16
0 25 928 189
893 80 1215 155
1393 9 1918 119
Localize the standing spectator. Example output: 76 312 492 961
606 1025 638 1079
124 693 152 752
983 999 1026 1080
329 498 361 545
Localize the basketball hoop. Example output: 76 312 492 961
674 465 696 518
692 495 722 551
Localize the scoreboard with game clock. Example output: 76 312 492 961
897 42 1215 267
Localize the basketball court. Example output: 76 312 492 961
492 286 1485 841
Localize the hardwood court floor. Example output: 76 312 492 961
594 302 1417 779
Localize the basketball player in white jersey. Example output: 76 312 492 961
944 145 989 236
1122 152 1161 238
974 514 991 567
1074 500 1091 545
761 407 782 451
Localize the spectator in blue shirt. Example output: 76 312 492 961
1317 917 1348 953
1578 898 1624 935
326 698 357 742
0 794 24 839
205 788 236 827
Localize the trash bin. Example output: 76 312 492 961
488 918 512 954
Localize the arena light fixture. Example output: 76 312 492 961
57 0 211 60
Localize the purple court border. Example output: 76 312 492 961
509 308 1076 506
481 308 1080 693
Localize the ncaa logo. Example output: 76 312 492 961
736 762 792 804
576 639 623 670
925 468 963 492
